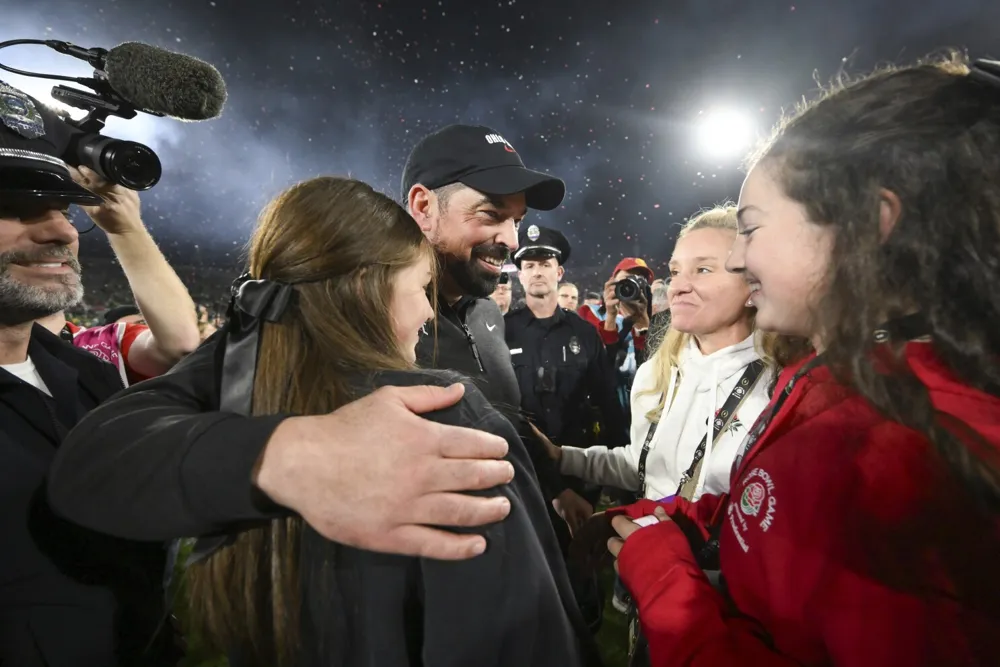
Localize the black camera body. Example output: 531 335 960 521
614 274 649 303
52 85 161 190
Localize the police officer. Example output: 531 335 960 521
505 224 627 633
505 225 628 507
0 84 176 665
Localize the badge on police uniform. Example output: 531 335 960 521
0 81 45 139
526 224 540 242
568 336 581 355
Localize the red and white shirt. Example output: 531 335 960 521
64 321 150 386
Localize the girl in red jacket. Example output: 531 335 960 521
603 54 1000 666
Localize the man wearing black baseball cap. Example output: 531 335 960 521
403 124 565 300
0 83 179 666
404 125 567 471
403 124 568 436
404 126 601 648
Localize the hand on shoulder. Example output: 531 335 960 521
254 383 515 560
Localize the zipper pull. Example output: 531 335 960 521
461 323 485 372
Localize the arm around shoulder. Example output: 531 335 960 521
49 338 290 541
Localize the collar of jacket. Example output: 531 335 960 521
0 323 125 438
0 324 121 393
438 293 477 324
510 301 567 325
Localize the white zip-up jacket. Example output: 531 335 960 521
559 334 772 501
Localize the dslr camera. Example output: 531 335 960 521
614 274 649 303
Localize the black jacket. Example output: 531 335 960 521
504 305 627 448
0 325 174 667
49 337 603 667
416 295 567 498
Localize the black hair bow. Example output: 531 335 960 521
219 273 296 416
184 274 295 568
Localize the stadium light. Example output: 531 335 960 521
694 109 754 160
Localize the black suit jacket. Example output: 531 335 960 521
0 324 174 667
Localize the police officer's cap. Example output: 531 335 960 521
513 224 571 267
0 80 102 207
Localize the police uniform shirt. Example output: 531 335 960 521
504 305 627 448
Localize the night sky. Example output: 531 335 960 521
2 0 998 286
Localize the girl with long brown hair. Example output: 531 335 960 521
605 54 1000 666
181 176 596 667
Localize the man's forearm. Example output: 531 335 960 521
107 227 200 359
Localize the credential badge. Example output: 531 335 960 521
0 81 45 139
568 336 581 355
526 224 540 242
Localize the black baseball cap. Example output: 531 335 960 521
0 80 102 207
401 124 565 211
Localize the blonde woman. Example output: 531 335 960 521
552 206 779 503
557 206 798 665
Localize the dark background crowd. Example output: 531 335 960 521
8 0 997 280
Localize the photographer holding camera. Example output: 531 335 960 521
580 258 656 418
602 258 654 352
489 270 513 314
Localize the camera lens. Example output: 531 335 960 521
70 133 162 191
101 141 162 190
617 280 637 300
614 275 648 303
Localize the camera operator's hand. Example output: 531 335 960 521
626 296 651 331
602 278 621 329
606 277 651 332
254 383 515 561
69 166 143 235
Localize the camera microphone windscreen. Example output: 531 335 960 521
103 42 227 121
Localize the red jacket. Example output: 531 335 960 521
614 344 1000 666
